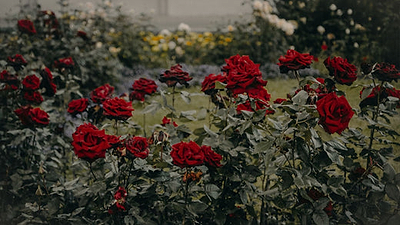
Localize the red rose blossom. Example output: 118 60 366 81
77 31 89 40
23 91 43 104
159 64 192 87
201 145 222 167
90 83 114 103
39 68 57 97
71 123 111 161
102 97 134 120
222 55 268 96
22 75 40 90
201 73 227 95
14 105 33 126
68 98 89 114
108 186 127 213
54 57 75 69
18 19 36 35
277 49 314 73
372 62 400 82
125 136 149 159
7 54 28 71
129 78 158 101
273 98 287 104
161 116 178 127
28 107 50 125
316 92 354 134
324 56 357 85
170 141 205 168
0 70 19 90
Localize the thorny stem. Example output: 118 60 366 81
292 130 297 169
172 86 176 115
115 119 118 135
294 70 301 87
183 167 190 225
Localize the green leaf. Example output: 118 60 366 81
204 125 218 138
142 101 162 114
197 108 208 120
214 81 226 90
240 190 248 204
180 91 191 104
384 163 396 181
188 201 208 214
205 184 221 199
360 85 373 101
385 184 400 202
292 90 309 105
313 210 329 225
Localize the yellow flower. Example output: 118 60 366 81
186 41 192 46
225 37 232 43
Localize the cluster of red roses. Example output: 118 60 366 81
68 83 134 121
71 122 150 161
201 54 273 115
0 54 58 127
108 186 129 214
276 49 400 135
170 141 222 168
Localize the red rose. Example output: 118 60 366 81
349 167 367 181
161 116 178 127
159 64 192 87
54 57 75 69
324 57 357 85
77 31 89 40
18 19 36 35
277 49 314 73
22 75 40 90
109 186 127 213
39 68 57 97
201 145 222 167
372 62 400 82
7 54 28 71
102 97 134 120
236 100 274 115
90 83 114 103
23 91 43 104
306 189 333 216
273 98 287 104
385 87 400 108
68 98 89 114
170 141 205 168
316 92 354 134
0 70 19 90
28 107 50 126
222 55 267 96
71 123 111 161
129 78 158 101
125 136 149 159
14 105 33 126
201 73 227 95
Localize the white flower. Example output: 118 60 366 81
104 0 112 7
263 2 273 13
109 28 115 33
299 17 307 24
345 28 350 34
289 46 295 50
178 23 191 32
347 9 353 15
283 23 295 35
109 47 121 54
317 25 325 34
175 46 184 56
85 2 94 10
253 1 263 11
177 37 185 44
336 9 343 16
354 42 359 48
266 14 279 25
159 29 171 36
377 26 381 31
95 42 102 48
298 2 306 9
329 4 337 11
227 25 235 32
168 41 176 50
350 19 354 26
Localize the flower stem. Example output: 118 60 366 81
89 162 97 181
